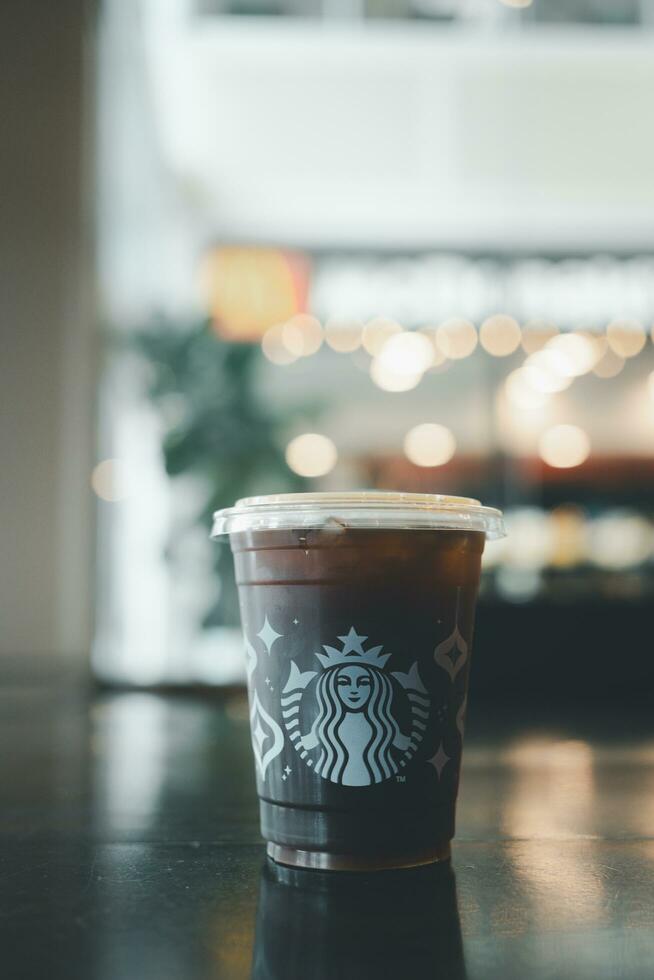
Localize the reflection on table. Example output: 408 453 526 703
252 858 466 980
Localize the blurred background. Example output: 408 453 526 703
5 0 654 700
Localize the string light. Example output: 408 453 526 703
419 327 447 368
285 433 337 478
575 329 607 364
606 319 646 358
521 320 559 355
523 350 572 393
504 370 549 410
324 317 362 353
547 333 599 377
370 358 422 392
281 320 305 358
593 347 624 378
435 318 478 360
480 315 521 357
282 314 323 356
404 423 456 467
262 324 298 365
539 425 590 469
377 331 434 376
362 318 402 356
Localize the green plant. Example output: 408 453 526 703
134 317 307 626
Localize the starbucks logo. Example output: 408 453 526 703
281 628 430 787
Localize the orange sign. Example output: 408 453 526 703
199 246 310 341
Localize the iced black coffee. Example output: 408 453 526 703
212 492 504 871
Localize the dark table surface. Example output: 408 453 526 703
2 675 654 980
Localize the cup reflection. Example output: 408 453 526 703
252 857 466 980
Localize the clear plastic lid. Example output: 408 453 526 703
211 491 505 540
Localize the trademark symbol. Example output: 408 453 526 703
396 775 406 783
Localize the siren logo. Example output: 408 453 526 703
281 628 430 786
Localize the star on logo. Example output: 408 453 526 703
338 627 367 655
257 616 282 655
253 721 267 753
284 765 292 775
292 618 299 625
428 742 450 779
434 626 468 681
250 693 284 781
391 663 428 694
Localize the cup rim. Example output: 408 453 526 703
211 490 505 540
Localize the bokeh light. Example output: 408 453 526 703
282 314 323 356
547 332 599 376
593 346 624 378
419 326 447 368
550 505 588 568
504 369 549 409
435 318 478 360
377 331 434 376
606 319 646 358
574 329 608 372
523 350 573 393
538 424 590 469
280 320 305 357
91 459 132 502
370 358 422 392
479 314 521 357
285 433 337 478
495 567 542 602
403 423 456 467
502 508 552 570
587 512 653 569
362 317 402 356
324 317 362 353
261 324 298 365
521 320 559 354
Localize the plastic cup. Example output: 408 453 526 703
212 491 504 871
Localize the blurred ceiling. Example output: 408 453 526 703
141 14 654 250
195 0 649 26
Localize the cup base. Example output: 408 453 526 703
266 841 451 872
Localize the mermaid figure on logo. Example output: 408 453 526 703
282 627 422 786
